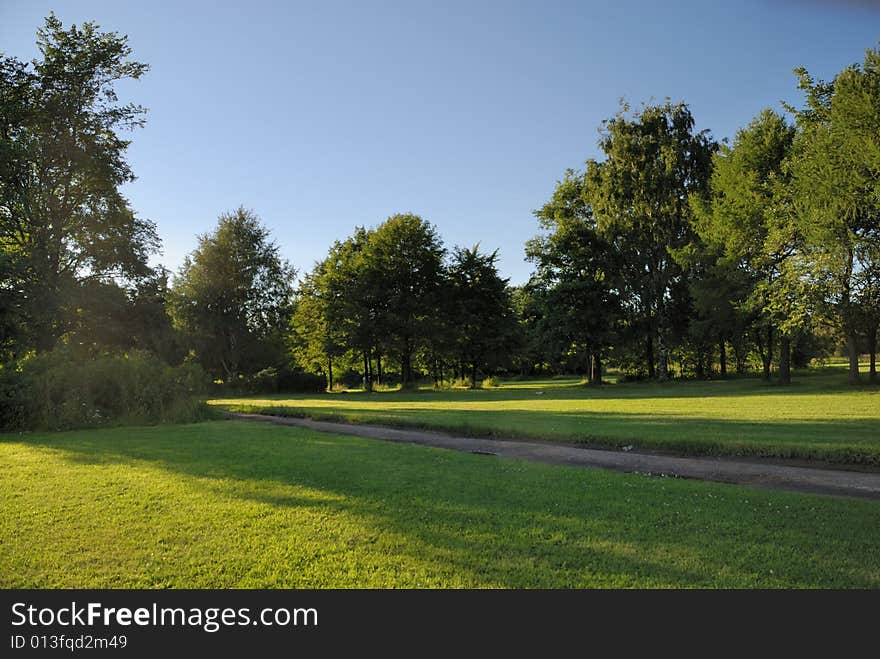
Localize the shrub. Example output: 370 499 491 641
432 377 470 390
1 349 212 431
248 367 280 394
0 366 32 430
481 376 500 388
216 367 326 395
276 368 326 393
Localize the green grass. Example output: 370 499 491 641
1 420 879 588
213 364 880 466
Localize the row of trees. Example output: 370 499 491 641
523 49 880 387
0 17 299 392
2 15 878 400
292 48 880 388
0 16 516 393
291 214 515 389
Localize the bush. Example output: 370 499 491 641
481 376 500 388
247 367 280 394
215 367 326 395
433 377 479 390
277 368 326 393
0 367 32 430
1 349 212 431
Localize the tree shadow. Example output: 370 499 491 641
217 370 878 410
11 421 880 588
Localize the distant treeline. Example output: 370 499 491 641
1 15 878 424
291 57 880 388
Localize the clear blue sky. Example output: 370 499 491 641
2 1 877 284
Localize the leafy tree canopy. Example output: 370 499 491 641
0 14 157 353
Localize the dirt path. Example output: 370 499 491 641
227 412 880 500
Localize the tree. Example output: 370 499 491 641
509 284 553 376
0 14 157 353
447 245 516 387
311 229 380 390
586 102 716 380
787 48 880 384
170 208 295 382
852 234 880 383
676 243 753 378
527 170 621 384
126 268 183 363
691 109 801 384
366 214 445 388
290 216 446 391
290 261 347 390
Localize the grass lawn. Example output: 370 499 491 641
214 364 880 465
1 420 879 588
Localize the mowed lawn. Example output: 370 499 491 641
215 366 880 465
1 420 879 588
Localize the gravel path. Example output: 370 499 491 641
228 412 880 499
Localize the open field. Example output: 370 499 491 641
2 420 879 588
214 365 880 466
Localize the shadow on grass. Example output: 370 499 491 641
14 422 880 587
216 370 880 410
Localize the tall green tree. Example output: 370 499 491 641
527 170 621 383
586 102 716 380
447 244 516 387
0 15 157 352
509 284 554 376
290 263 344 390
787 48 880 384
170 208 295 382
322 228 383 390
367 214 445 388
290 215 446 390
673 241 754 378
853 245 880 382
691 109 801 384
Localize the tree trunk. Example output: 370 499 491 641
657 333 669 381
846 332 861 385
779 335 791 386
761 326 773 381
402 351 416 389
719 336 727 378
733 335 747 375
842 248 859 385
363 351 372 391
645 337 655 379
376 354 382 386
590 352 602 385
870 326 878 384
471 362 478 388
327 356 333 392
